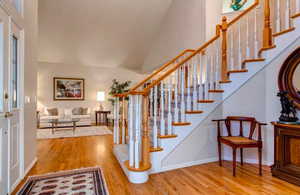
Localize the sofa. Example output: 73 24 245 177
38 107 92 128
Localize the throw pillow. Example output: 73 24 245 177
47 108 58 116
82 108 89 115
72 107 83 115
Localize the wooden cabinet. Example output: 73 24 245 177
271 122 300 186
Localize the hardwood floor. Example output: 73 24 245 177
13 133 300 195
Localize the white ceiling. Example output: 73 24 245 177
38 0 173 71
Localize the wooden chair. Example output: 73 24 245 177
212 116 267 176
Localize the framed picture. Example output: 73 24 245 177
222 0 255 14
53 77 85 101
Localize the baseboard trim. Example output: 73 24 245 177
10 157 38 193
24 157 38 177
152 157 218 174
223 156 273 166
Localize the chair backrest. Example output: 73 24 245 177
225 116 258 139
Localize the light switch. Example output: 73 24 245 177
25 96 31 103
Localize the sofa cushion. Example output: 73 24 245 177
72 107 83 115
82 108 89 115
47 108 58 116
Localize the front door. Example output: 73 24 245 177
9 21 22 191
0 6 10 195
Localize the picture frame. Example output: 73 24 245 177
222 0 255 14
53 77 85 101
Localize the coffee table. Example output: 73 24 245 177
48 118 80 134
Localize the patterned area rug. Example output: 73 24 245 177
37 126 112 140
17 167 109 195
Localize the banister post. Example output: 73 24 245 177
263 0 273 48
220 16 229 82
142 94 151 168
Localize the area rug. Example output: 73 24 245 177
37 126 112 140
17 167 109 195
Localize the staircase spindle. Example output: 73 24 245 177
285 0 291 30
215 39 221 90
134 95 141 169
167 76 173 135
160 81 166 136
180 65 186 122
114 97 120 144
153 85 158 148
246 15 250 59
122 97 126 144
238 20 242 70
276 0 281 33
254 8 259 58
230 28 234 71
174 68 179 122
204 54 209 100
186 61 192 111
129 95 134 167
198 53 204 101
192 56 198 110
297 0 300 14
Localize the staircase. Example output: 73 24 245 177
113 0 300 183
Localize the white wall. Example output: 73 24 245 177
142 0 206 73
24 0 38 171
37 62 145 119
162 36 300 167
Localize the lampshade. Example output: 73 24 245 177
97 91 105 102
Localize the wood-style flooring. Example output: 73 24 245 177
13 132 300 194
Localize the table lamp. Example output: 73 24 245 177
97 91 105 111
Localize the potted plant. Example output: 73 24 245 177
108 79 131 105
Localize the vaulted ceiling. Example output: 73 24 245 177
38 0 173 71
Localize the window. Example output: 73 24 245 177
11 36 18 109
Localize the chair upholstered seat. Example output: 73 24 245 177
220 136 258 144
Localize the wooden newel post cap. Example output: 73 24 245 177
221 16 228 31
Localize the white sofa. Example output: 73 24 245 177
38 107 92 128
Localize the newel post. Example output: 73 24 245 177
220 16 229 82
263 0 273 48
142 94 151 168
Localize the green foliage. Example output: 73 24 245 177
108 79 131 105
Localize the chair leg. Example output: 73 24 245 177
240 148 243 166
258 147 262 176
218 139 222 166
232 148 237 177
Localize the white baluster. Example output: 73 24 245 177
254 8 259 58
167 76 172 135
192 56 198 110
230 28 234 70
204 55 209 100
160 81 165 136
153 85 158 148
115 98 120 144
174 68 179 122
186 61 192 111
134 95 141 169
238 21 242 69
149 87 153 118
129 95 134 167
198 53 204 101
285 0 291 30
113 97 118 143
246 15 250 59
180 65 186 122
297 0 300 13
122 97 126 144
215 40 220 90
276 0 281 33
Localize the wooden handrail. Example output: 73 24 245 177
130 49 195 92
142 34 220 93
228 0 259 27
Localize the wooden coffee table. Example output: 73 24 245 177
48 118 80 134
